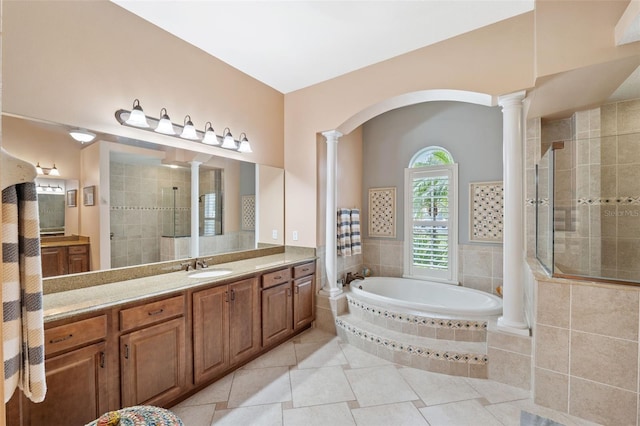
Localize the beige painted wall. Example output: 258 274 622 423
257 165 284 245
2 1 284 168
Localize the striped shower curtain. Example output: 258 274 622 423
2 182 46 403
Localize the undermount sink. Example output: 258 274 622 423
188 269 233 278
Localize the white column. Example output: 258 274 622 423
190 161 202 259
321 130 343 297
497 91 529 336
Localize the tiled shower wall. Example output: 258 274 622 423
110 161 191 268
529 100 640 425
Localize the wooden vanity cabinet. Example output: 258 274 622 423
293 262 315 331
193 277 260 385
119 295 187 408
41 243 90 277
8 315 109 426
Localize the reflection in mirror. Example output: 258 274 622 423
2 113 284 276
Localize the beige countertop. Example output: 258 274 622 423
43 252 316 323
41 240 90 248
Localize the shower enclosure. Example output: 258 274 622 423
536 105 640 285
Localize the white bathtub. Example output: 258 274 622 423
350 276 502 318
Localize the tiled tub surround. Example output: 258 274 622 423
534 270 640 426
361 239 504 295
336 291 492 379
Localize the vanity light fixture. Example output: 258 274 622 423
155 108 175 135
115 99 253 154
221 127 237 149
36 162 60 176
124 99 149 128
69 129 96 143
202 122 219 145
237 133 253 153
180 115 198 140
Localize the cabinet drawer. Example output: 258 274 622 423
68 245 88 255
120 295 185 332
45 315 107 357
261 268 291 289
293 262 315 278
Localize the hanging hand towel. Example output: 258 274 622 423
2 182 46 403
337 208 352 257
350 209 361 255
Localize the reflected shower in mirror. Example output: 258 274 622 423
2 113 284 276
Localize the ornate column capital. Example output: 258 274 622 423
498 90 526 110
322 130 343 143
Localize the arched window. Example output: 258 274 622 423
404 147 458 284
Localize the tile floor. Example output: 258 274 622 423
171 328 600 426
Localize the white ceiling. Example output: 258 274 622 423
111 1 534 94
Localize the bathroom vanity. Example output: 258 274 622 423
6 252 316 426
40 236 90 278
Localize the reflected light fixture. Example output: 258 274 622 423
36 162 60 176
124 99 149 128
115 99 253 153
202 122 219 145
221 127 236 149
180 115 198 140
237 133 253 153
155 108 175 135
69 129 96 143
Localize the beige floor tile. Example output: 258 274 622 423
339 342 392 369
465 376 531 404
398 367 480 406
290 366 355 408
295 340 348 369
227 366 292 408
283 402 355 426
170 403 215 426
420 399 503 426
212 403 283 426
345 365 418 407
243 342 298 369
351 401 429 426
294 327 338 344
174 372 234 407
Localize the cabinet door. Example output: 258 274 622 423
293 275 315 330
229 278 260 365
193 285 229 385
22 342 107 426
68 245 89 274
120 317 186 407
41 246 66 277
261 282 292 348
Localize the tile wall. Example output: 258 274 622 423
534 278 640 425
110 161 191 268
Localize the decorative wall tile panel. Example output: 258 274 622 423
368 187 396 238
241 195 256 230
470 181 504 243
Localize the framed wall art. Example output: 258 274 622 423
66 189 77 207
368 187 396 238
83 185 96 206
469 181 503 243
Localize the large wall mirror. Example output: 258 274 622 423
2 114 285 277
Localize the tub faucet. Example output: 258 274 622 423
196 258 208 269
345 272 364 286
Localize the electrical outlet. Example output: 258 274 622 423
293 231 298 241
272 229 278 239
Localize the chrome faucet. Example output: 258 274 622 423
181 262 193 271
196 258 208 269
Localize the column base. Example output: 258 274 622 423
497 316 530 336
319 287 343 298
